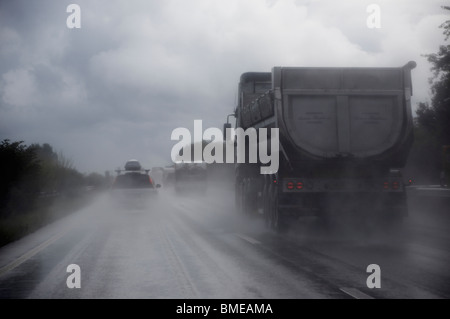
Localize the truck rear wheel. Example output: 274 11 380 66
239 178 254 215
235 178 244 215
263 181 272 228
242 178 250 215
269 187 288 233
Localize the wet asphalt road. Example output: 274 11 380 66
0 186 449 299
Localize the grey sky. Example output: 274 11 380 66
0 0 448 174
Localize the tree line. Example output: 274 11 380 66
0 139 108 219
406 6 450 186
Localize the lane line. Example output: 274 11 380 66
234 233 261 245
0 229 68 276
161 225 200 298
340 287 375 299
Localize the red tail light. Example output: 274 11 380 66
383 182 389 190
296 182 303 190
392 182 399 190
287 182 294 190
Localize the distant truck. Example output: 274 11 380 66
225 62 417 231
174 162 208 194
163 166 176 188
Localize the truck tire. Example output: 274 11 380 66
270 187 288 233
240 178 252 215
242 178 249 215
246 177 259 216
263 179 271 228
235 178 244 215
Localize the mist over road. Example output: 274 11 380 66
0 183 449 299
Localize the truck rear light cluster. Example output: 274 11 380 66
383 181 401 190
286 181 304 190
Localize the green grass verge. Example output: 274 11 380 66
0 193 98 248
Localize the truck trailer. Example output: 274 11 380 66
225 61 417 232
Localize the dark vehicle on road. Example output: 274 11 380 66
111 160 161 209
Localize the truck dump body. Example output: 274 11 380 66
232 62 417 232
239 62 416 167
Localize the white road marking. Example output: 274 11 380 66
234 233 261 245
340 287 375 299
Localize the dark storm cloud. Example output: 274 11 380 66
0 0 447 173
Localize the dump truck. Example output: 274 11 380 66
225 61 417 231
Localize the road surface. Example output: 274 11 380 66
0 185 449 299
